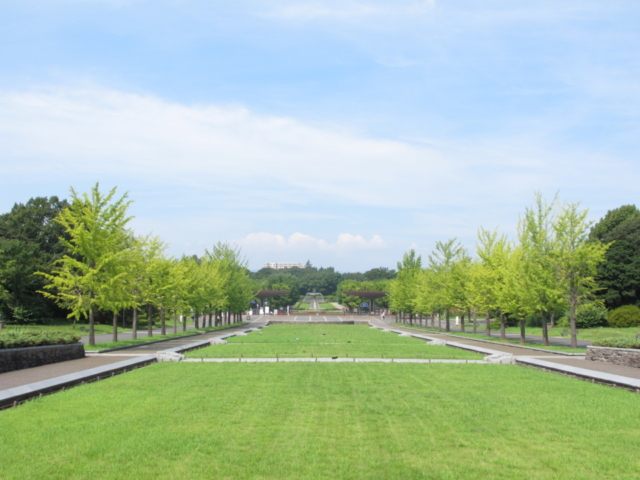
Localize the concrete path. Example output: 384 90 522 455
0 318 266 392
0 355 132 390
372 318 640 387
386 318 592 348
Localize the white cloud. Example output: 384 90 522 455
241 232 386 251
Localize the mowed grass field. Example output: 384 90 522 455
187 324 483 359
1 363 640 479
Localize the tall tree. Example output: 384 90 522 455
389 249 422 324
39 184 132 345
595 216 640 309
554 202 609 348
0 196 69 323
427 239 465 331
517 193 564 345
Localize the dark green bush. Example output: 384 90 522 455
607 305 640 328
559 303 608 329
0 329 81 349
592 337 640 349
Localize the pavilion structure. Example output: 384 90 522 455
342 291 389 314
254 290 291 314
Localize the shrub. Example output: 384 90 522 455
0 329 81 349
558 303 608 329
592 337 640 349
607 305 640 328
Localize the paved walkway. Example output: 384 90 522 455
372 318 640 384
0 319 266 392
387 318 592 347
0 355 132 390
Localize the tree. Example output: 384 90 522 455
595 216 640 309
473 228 509 338
517 193 564 345
554 202 609 348
427 240 466 331
588 205 640 243
39 184 132 346
389 249 422 324
0 196 69 323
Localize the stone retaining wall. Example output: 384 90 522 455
586 346 640 369
0 343 85 373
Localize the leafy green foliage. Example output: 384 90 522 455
596 216 640 309
607 305 640 328
0 196 69 323
0 328 80 349
558 303 608 329
589 205 640 243
592 337 640 349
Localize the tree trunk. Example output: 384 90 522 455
182 313 187 332
132 308 138 340
112 311 118 343
195 311 199 329
445 309 450 332
88 304 95 346
500 312 506 340
570 284 578 349
460 310 466 333
147 305 153 337
173 311 178 334
519 315 526 344
122 309 126 329
541 311 549 346
550 311 556 329
161 308 166 335
485 310 491 337
473 310 478 334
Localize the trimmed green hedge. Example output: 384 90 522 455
0 329 81 349
592 337 640 349
607 305 640 328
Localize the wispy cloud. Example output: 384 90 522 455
240 232 386 251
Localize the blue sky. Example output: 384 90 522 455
1 0 639 271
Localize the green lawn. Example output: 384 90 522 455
1 363 639 479
395 324 588 353
3 317 197 336
318 302 339 311
503 325 640 341
84 323 246 351
187 324 482 359
294 302 310 309
3 322 130 335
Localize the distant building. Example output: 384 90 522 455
264 262 305 270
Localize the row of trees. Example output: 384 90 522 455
388 194 609 348
38 185 254 345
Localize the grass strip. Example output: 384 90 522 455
187 324 482 359
393 324 587 353
503 325 640 341
1 363 639 479
84 323 246 351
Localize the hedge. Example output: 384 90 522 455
592 337 640 349
607 305 640 328
0 329 81 349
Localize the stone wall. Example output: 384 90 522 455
0 343 85 373
586 346 640 369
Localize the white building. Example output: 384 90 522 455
264 262 305 270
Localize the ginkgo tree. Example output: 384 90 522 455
39 184 132 346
